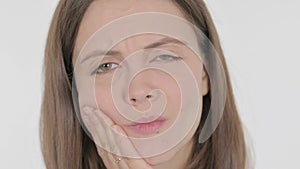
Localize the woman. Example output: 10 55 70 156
40 0 247 169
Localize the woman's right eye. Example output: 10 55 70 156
92 62 119 75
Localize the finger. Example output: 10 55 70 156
95 108 115 126
116 156 130 169
91 111 145 168
111 125 139 157
96 146 121 169
87 108 124 162
93 108 122 154
82 106 110 149
83 107 123 168
111 126 152 169
96 147 109 167
88 107 152 169
96 113 152 168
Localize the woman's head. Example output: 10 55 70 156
41 0 246 169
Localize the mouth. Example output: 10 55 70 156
127 117 166 135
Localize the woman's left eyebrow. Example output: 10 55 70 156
144 37 186 49
80 37 185 64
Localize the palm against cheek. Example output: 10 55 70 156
82 106 153 169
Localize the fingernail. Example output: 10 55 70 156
112 125 126 135
112 125 118 131
96 110 110 123
83 106 93 114
81 107 92 128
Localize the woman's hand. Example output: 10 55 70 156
82 106 153 169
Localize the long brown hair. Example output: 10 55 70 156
40 0 247 169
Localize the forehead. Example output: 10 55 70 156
74 0 186 60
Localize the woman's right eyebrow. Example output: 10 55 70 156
80 37 185 64
80 50 121 64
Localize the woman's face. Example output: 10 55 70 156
73 0 209 166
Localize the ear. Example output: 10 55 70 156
201 68 210 96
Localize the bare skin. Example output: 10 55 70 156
75 1 209 169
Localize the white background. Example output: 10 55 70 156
0 0 299 168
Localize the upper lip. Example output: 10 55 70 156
127 116 166 126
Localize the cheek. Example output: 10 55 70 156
94 79 118 119
95 87 112 109
180 49 205 96
93 72 182 122
161 77 182 115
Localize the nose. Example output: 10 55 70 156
129 89 156 112
130 89 153 103
128 73 158 112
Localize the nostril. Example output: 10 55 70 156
131 98 137 102
130 94 152 104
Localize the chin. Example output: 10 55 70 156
142 147 178 166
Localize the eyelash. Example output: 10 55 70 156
91 62 119 75
92 54 182 75
153 54 182 62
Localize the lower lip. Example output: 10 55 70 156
128 120 166 135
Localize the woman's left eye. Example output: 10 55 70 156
152 54 182 62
